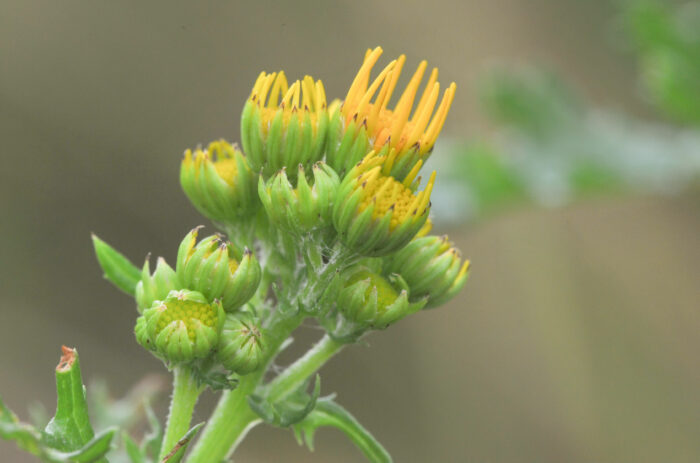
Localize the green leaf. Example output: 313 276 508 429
42 347 96 452
248 375 321 427
122 432 146 463
159 422 204 463
142 400 163 460
293 396 392 463
92 234 142 296
0 395 42 456
44 427 116 463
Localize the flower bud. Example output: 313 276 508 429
135 290 225 363
176 228 261 312
180 140 258 225
333 152 434 256
258 162 339 235
241 71 328 179
338 268 425 329
135 257 181 313
327 47 456 180
217 311 266 375
385 235 470 308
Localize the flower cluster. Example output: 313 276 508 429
95 46 469 379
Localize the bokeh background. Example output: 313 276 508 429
1 0 699 462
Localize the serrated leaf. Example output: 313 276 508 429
159 422 203 463
248 375 321 427
293 397 392 463
92 234 142 296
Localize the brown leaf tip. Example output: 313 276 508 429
57 346 76 372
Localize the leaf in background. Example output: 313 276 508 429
623 0 700 125
248 375 321 427
92 233 142 296
142 400 163 461
293 396 392 463
122 432 146 463
479 67 581 138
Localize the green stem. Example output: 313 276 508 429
266 334 344 402
159 367 202 463
185 313 304 463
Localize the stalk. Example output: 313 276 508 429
159 367 202 463
266 334 344 402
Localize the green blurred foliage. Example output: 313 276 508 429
624 0 700 125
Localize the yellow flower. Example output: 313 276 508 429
241 71 328 178
332 152 434 256
327 47 456 179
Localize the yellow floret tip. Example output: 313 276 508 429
342 46 456 156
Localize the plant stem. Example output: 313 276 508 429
185 313 304 463
266 334 344 402
159 367 202 463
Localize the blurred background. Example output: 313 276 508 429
1 0 699 462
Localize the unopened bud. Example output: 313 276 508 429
217 312 266 375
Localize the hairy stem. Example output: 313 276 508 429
266 334 344 402
185 313 304 463
159 367 202 463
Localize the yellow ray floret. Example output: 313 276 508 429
342 47 456 155
249 71 327 132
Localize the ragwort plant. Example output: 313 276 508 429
0 47 469 463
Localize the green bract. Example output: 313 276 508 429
135 257 181 313
176 228 261 312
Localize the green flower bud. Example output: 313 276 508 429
333 152 434 256
176 228 261 312
241 71 329 179
385 235 470 308
136 290 225 363
180 139 258 225
338 269 425 329
217 311 266 375
134 257 181 313
258 161 339 235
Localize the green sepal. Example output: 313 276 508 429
43 427 116 463
248 375 321 427
92 234 141 296
326 108 372 177
293 396 392 463
159 422 204 463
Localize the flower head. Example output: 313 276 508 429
385 234 470 308
241 71 328 178
327 47 456 179
135 289 225 363
333 152 434 256
217 311 267 375
180 140 258 226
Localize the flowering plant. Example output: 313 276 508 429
1 47 468 463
